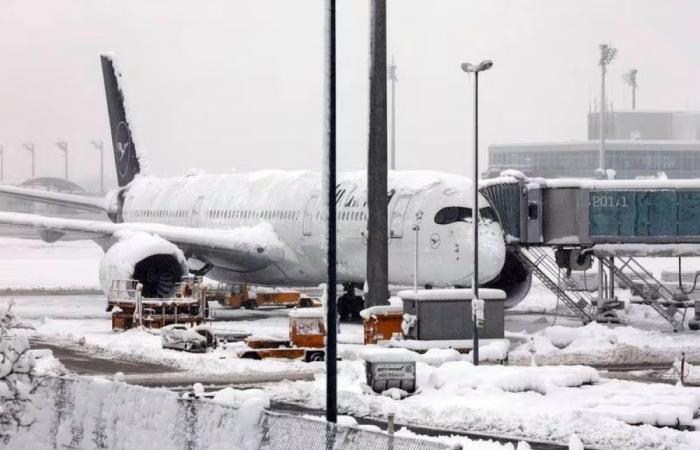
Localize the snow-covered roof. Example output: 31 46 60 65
592 243 700 257
360 347 419 363
359 304 403 320
490 140 700 151
288 307 324 319
397 288 506 301
542 178 700 190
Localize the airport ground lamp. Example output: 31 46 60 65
460 59 493 366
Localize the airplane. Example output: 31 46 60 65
0 55 532 318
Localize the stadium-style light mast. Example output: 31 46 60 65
56 141 68 180
623 69 638 110
91 140 105 192
460 59 493 366
23 143 35 178
598 44 617 171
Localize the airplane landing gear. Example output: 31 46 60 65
338 283 364 322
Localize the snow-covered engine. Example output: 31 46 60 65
483 250 532 309
99 232 189 298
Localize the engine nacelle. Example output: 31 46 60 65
483 249 532 308
99 232 189 298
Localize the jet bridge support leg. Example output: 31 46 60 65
600 256 685 332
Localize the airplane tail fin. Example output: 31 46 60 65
100 54 141 187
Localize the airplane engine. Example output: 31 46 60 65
483 249 532 309
99 232 189 298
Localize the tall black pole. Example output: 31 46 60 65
366 0 389 308
324 0 338 424
472 71 479 366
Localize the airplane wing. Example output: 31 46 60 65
0 211 286 268
0 184 109 213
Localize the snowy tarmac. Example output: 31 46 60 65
6 237 700 448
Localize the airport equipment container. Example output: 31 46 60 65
397 289 505 340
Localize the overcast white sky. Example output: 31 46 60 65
1 0 699 189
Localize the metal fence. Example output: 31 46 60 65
6 377 452 450
259 412 450 450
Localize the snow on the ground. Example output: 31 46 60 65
508 322 700 366
266 359 700 449
0 238 102 290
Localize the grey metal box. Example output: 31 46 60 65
365 361 416 394
401 296 504 340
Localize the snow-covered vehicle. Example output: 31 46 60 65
160 324 216 353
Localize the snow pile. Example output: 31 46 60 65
580 385 700 427
469 339 511 363
5 376 265 450
268 358 700 448
428 363 598 395
0 303 37 443
420 348 463 366
211 387 270 409
509 322 700 365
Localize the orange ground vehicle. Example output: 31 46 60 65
205 283 314 309
240 307 326 362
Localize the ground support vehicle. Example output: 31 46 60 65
161 324 217 353
239 307 326 362
204 283 315 310
107 278 206 331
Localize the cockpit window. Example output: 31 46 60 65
479 206 499 223
434 207 472 224
434 206 499 225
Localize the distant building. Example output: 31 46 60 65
487 110 700 179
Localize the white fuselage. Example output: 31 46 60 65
120 170 507 288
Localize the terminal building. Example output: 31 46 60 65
487 110 700 179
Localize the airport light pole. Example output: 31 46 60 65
461 59 493 366
56 141 68 180
91 140 105 192
23 143 35 178
598 44 617 171
389 56 397 170
623 69 638 110
324 0 338 425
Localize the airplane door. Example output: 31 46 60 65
390 195 412 238
191 196 205 227
303 193 319 236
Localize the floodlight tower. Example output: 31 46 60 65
91 140 104 192
598 43 617 171
623 69 638 110
460 59 494 366
388 56 398 170
23 143 35 178
56 141 68 180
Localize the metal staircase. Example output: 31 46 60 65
512 246 596 324
601 257 685 332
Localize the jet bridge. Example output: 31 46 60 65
481 174 700 331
